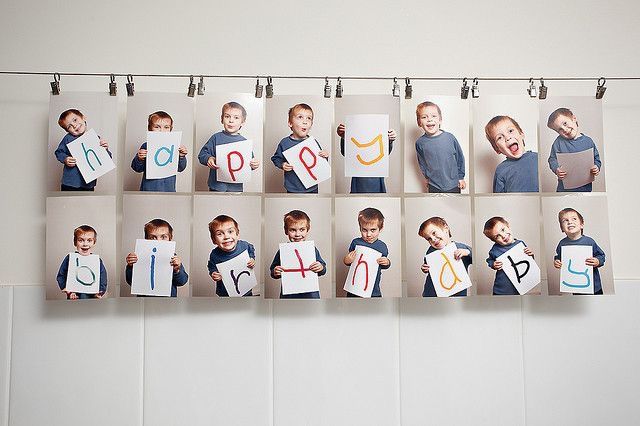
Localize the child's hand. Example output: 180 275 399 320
585 257 600 267
492 260 503 270
318 150 329 159
273 266 283 278
137 148 147 161
454 249 470 260
524 247 534 257
207 156 219 169
458 180 466 190
282 162 294 172
554 259 562 269
170 255 182 272
211 271 222 282
250 159 260 170
247 258 255 269
590 165 600 176
178 145 188 157
68 292 78 300
64 156 77 167
309 261 324 273
99 138 109 150
377 257 390 266
126 252 138 266
336 123 345 137
556 167 567 179
421 263 430 274
343 250 356 265
388 129 397 142
95 292 105 299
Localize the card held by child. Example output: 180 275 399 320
66 128 116 183
65 252 101 294
146 131 182 179
557 148 595 190
344 244 382 298
131 239 176 297
424 242 473 297
560 245 594 294
279 240 320 296
216 249 257 297
216 139 254 184
345 114 389 178
496 242 540 295
282 136 331 188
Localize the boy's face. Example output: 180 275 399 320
359 220 381 244
150 118 173 132
221 107 246 134
288 108 313 139
417 106 442 136
62 113 87 136
75 231 96 255
488 221 514 246
147 226 172 241
212 221 239 252
551 114 579 140
560 211 584 238
285 220 309 242
490 119 525 160
420 223 450 250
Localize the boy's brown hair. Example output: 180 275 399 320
558 208 584 234
547 108 576 129
416 101 442 119
208 215 239 239
221 102 247 120
58 108 84 129
144 218 173 240
73 225 97 244
283 210 311 231
484 116 524 151
147 111 173 131
288 103 313 122
358 207 384 229
418 216 451 238
483 216 509 241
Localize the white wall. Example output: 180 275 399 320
1 0 640 425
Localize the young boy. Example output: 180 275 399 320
54 108 112 191
56 225 107 299
483 216 535 295
485 115 539 193
415 101 466 193
343 207 390 297
553 208 606 294
270 210 327 299
198 102 260 192
547 108 602 192
131 111 188 192
271 104 329 193
337 123 397 193
207 214 256 297
125 218 188 297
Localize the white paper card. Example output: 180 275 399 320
424 242 473 297
279 240 320 295
283 136 331 188
131 239 176 297
343 245 381 298
344 114 389 178
146 131 182 179
496 242 540 295
560 245 594 294
66 128 115 183
557 148 595 190
216 250 257 297
216 139 253 183
65 253 101 294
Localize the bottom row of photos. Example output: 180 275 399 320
46 194 614 300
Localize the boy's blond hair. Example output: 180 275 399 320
58 108 84 129
418 216 451 237
288 103 313 121
221 102 247 120
208 215 239 239
283 210 310 231
416 101 442 119
147 111 173 131
484 116 524 151
547 108 576 129
358 207 384 229
483 216 509 241
558 208 584 235
144 218 173 240
73 224 97 244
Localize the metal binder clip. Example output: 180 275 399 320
255 77 263 98
404 78 412 99
471 78 480 98
126 74 135 97
265 76 274 98
335 77 343 98
324 77 331 98
109 74 117 96
460 78 469 99
187 75 196 97
596 77 607 99
197 76 205 96
527 78 537 98
538 78 547 100
50 73 60 95
392 77 400 97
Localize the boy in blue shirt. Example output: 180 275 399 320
343 207 390 297
125 218 188 297
547 108 602 192
131 111 188 192
207 214 256 297
485 115 539 193
198 102 260 192
483 216 535 295
553 208 605 294
271 104 329 193
415 102 466 193
270 210 327 299
54 108 112 191
337 123 397 193
56 225 107 300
